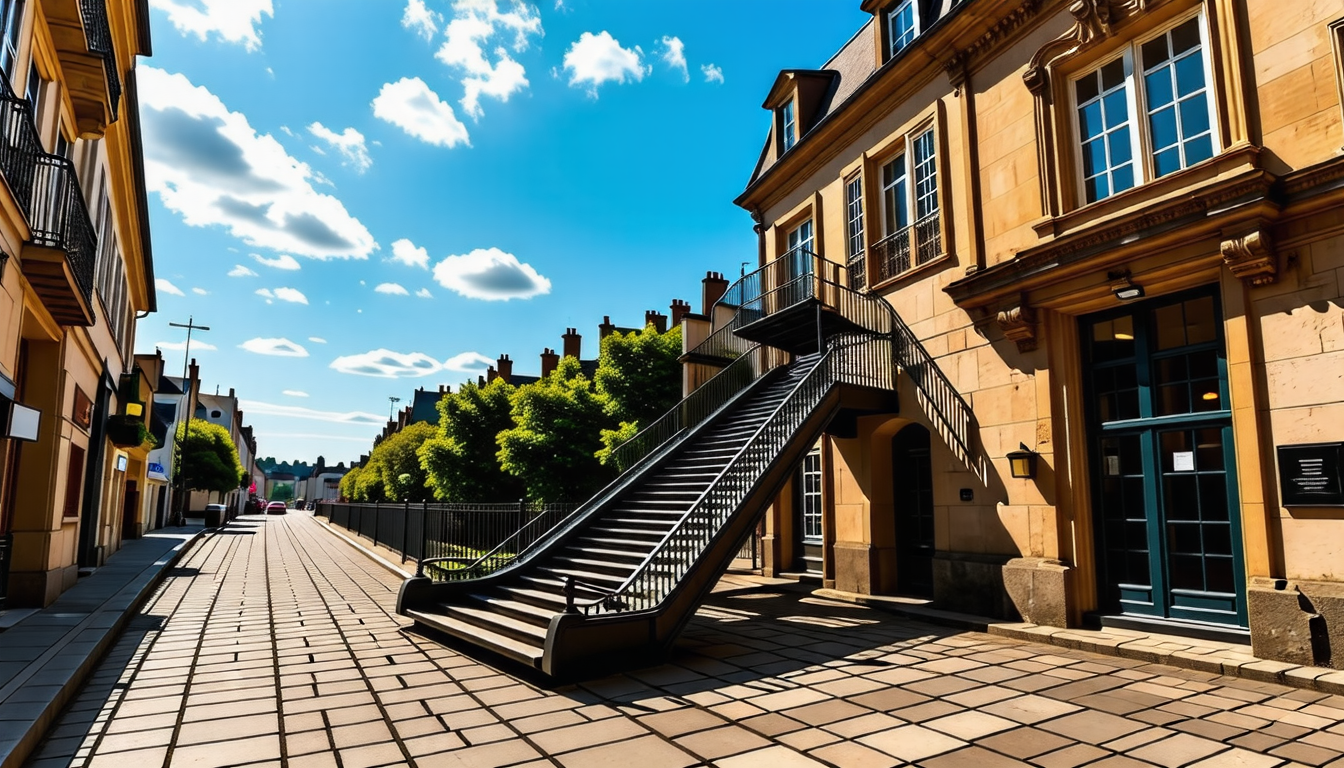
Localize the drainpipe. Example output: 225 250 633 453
752 210 766 269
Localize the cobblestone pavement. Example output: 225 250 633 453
24 513 1344 768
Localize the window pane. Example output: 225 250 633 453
1144 69 1174 108
1179 95 1210 138
1082 138 1107 177
1085 175 1109 203
1185 296 1216 344
1109 126 1133 166
1149 107 1179 151
1171 18 1201 56
1184 133 1213 167
1101 58 1126 91
1154 147 1182 178
1079 100 1105 139
1154 302 1186 350
1141 36 1169 71
1103 90 1129 130
1174 53 1205 97
1111 164 1135 194
1076 74 1099 104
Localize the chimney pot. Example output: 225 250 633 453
540 347 559 378
702 271 730 313
496 354 513 382
599 315 617 339
562 327 582 359
670 298 690 327
645 310 668 334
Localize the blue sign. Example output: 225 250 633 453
148 462 165 474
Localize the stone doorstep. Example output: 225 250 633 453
813 588 1344 697
0 529 206 768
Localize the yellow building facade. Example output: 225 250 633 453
733 0 1344 666
0 0 155 608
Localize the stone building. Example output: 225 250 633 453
0 0 155 607
723 0 1344 666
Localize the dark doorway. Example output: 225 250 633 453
121 481 139 540
1083 288 1246 627
893 424 935 597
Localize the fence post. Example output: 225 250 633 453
401 500 409 564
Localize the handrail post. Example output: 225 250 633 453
402 500 410 563
564 576 577 613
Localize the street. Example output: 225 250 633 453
23 512 1344 768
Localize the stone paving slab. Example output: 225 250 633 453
0 525 203 768
23 512 1344 768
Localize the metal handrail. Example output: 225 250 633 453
79 0 121 119
417 501 573 578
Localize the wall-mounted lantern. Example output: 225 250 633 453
1007 443 1038 480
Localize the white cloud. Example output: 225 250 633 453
192 287 209 295
140 67 376 260
308 337 328 344
156 340 218 351
401 0 440 41
330 349 446 378
282 390 309 398
228 264 258 277
251 253 301 270
239 400 384 425
239 337 309 357
375 282 410 295
149 0 273 51
274 287 308 304
434 0 543 119
390 238 429 269
432 247 551 300
660 36 688 82
256 288 273 302
562 31 647 95
372 77 471 149
416 288 433 298
156 278 185 296
443 351 493 373
702 63 724 84
307 122 372 173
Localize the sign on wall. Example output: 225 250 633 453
1278 442 1344 507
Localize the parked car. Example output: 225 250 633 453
266 501 287 515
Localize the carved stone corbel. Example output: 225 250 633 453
997 303 1039 353
1022 0 1149 94
1221 229 1279 287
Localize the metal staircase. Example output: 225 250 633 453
397 250 974 678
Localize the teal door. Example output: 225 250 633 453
1084 289 1247 627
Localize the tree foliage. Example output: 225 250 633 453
373 422 437 502
595 324 682 425
176 418 245 495
419 379 523 502
497 356 615 501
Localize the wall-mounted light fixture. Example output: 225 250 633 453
124 402 144 418
1108 270 1145 301
1006 442 1038 479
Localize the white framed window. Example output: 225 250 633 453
873 125 940 282
780 99 797 152
0 0 22 76
844 174 865 290
887 0 919 58
1072 13 1217 205
787 218 814 255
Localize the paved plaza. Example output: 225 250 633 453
21 513 1344 768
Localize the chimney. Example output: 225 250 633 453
228 387 235 399
702 271 729 313
486 365 498 383
497 354 513 383
540 348 559 378
599 315 617 339
477 374 486 387
562 327 581 359
645 310 668 334
670 299 691 326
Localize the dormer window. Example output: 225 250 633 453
887 0 919 58
781 99 797 152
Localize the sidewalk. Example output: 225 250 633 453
0 524 203 768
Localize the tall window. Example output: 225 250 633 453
873 126 940 282
780 99 796 152
844 175 865 290
887 0 918 58
0 0 22 77
787 219 814 255
1073 14 1216 204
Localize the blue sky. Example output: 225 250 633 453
137 0 869 464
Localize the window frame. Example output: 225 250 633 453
885 0 920 60
0 0 24 77
780 98 797 153
843 172 865 290
1067 9 1220 208
866 118 945 288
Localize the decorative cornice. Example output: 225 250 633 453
1023 0 1149 95
1220 228 1278 287
944 0 1041 90
996 302 1039 352
1280 155 1344 200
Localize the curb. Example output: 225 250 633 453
814 587 1344 696
311 515 415 579
0 527 207 768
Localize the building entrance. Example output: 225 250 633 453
893 424 934 597
794 448 824 577
1083 289 1246 627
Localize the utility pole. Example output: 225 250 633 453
168 317 209 525
388 396 401 422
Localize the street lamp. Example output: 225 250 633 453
1006 443 1039 480
388 396 401 421
168 317 209 525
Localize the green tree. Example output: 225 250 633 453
374 422 436 501
175 418 245 498
593 324 683 465
497 356 615 501
270 483 294 502
419 379 523 502
338 466 363 501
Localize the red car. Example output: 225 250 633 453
265 501 287 515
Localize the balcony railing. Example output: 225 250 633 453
78 0 120 120
0 71 97 313
873 212 941 283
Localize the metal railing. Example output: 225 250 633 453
874 212 941 282
79 0 120 119
317 500 574 572
0 70 96 307
576 332 896 616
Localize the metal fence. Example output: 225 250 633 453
315 500 575 573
